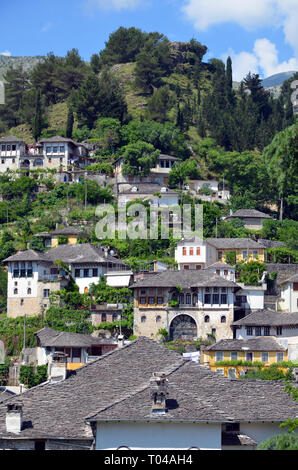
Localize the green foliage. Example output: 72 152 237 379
257 433 298 450
89 276 132 305
121 141 160 176
19 364 48 388
236 260 266 286
225 250 237 266
0 360 10 386
168 159 200 188
239 367 287 381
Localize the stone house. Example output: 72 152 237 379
232 310 298 361
0 337 297 450
224 209 272 231
278 274 298 313
131 270 239 342
201 336 288 379
4 244 131 318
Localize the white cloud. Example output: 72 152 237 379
182 0 278 31
222 39 298 81
84 0 142 11
0 51 12 57
182 1 298 59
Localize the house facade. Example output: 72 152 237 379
232 310 298 361
132 270 239 341
201 337 288 379
278 274 298 313
0 338 296 450
5 244 131 318
225 209 272 231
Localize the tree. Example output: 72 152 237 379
32 88 43 142
66 105 74 138
72 74 101 129
98 26 147 66
263 122 298 220
121 141 160 176
146 85 174 122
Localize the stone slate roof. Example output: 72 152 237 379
0 337 183 440
131 270 239 289
280 273 298 285
49 226 88 237
85 342 297 424
227 210 271 219
4 249 50 263
158 154 180 161
35 327 117 347
232 310 298 327
203 337 286 352
38 136 87 149
207 238 266 249
4 244 126 266
258 239 285 249
207 262 235 270
0 135 23 143
0 388 15 404
0 337 297 441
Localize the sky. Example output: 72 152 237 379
0 0 298 81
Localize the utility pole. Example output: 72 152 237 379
23 314 26 351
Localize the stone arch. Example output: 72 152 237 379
169 314 197 341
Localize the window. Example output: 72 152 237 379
139 297 146 305
212 294 219 304
20 299 24 306
246 352 253 362
148 297 155 305
185 293 191 305
157 297 163 304
179 293 184 304
253 250 258 259
92 268 98 277
218 251 223 261
48 157 52 163
216 369 224 375
221 294 227 304
113 313 118 321
7 145 11 151
189 248 194 256
293 283 298 291
141 289 146 295
204 315 210 323
230 351 238 360
14 288 18 295
215 351 223 362
242 251 248 260
204 294 211 304
156 315 161 323
141 315 146 323
246 327 253 336
53 146 58 153
75 269 81 278
224 270 228 276
216 269 220 275
84 269 90 278
277 352 284 362
13 269 19 278
264 327 270 336
101 313 106 322
60 158 63 163
12 145 16 151
27 288 31 295
184 265 189 270
255 327 262 336
196 265 201 270
34 441 45 451
276 326 283 336
182 247 187 256
60 146 65 153
261 352 269 363
196 248 200 256
192 294 197 305
221 316 226 323
43 289 50 298
1 159 4 164
1 145 5 151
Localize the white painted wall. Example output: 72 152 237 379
96 422 221 450
240 422 289 446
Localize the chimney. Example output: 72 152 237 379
48 352 67 382
150 372 169 414
6 403 23 433
117 334 124 348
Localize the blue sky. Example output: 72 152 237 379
1 0 298 81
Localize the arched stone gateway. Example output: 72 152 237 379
169 314 197 341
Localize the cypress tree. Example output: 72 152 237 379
33 88 43 142
66 106 74 138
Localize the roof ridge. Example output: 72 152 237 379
85 359 186 421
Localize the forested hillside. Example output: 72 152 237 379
0 27 297 353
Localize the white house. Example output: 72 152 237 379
278 274 298 313
232 310 298 360
4 244 131 318
175 237 216 270
0 337 296 450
